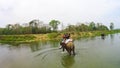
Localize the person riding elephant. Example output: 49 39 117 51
60 33 75 55
64 33 73 44
59 33 73 48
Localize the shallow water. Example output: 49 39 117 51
0 33 120 68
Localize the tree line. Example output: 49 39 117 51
0 19 114 35
64 22 114 32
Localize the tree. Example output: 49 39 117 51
29 19 39 34
6 24 13 30
98 25 109 30
110 22 114 30
49 20 60 31
89 22 96 31
80 23 89 31
13 23 22 34
5 24 13 34
66 25 76 32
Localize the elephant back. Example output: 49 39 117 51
66 42 74 48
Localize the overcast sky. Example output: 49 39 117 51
0 0 120 28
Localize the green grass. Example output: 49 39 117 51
0 30 120 44
0 35 35 42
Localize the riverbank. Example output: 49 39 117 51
46 30 120 40
0 30 120 44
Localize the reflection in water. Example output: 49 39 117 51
110 34 114 39
29 40 59 52
61 55 75 68
48 40 60 47
29 42 40 52
109 34 114 45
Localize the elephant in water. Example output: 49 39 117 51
101 33 105 39
60 41 75 55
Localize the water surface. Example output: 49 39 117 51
0 33 120 68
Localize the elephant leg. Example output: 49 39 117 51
68 48 72 55
62 44 66 52
66 48 71 55
69 50 72 55
62 46 65 52
72 46 75 55
68 51 71 55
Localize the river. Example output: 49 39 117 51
0 33 120 68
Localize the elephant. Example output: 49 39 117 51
101 33 105 39
60 41 75 55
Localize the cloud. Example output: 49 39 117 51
0 0 120 28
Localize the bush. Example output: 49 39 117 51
47 33 59 39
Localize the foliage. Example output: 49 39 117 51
110 22 114 30
89 22 96 31
64 22 109 32
0 20 117 36
49 20 60 31
0 19 119 43
0 19 52 35
47 33 60 39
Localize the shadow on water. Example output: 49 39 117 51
61 55 75 68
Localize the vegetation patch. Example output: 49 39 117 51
47 33 61 39
0 35 35 43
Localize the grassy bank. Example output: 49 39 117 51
0 30 120 44
0 35 35 43
46 30 120 40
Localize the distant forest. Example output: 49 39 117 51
0 19 114 35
